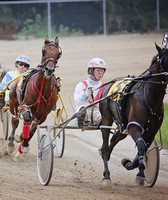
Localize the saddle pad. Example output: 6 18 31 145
107 79 131 102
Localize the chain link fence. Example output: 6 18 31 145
0 0 168 39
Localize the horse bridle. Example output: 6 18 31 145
142 49 168 122
41 42 62 68
156 49 168 72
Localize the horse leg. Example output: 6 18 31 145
100 129 127 186
8 116 19 154
122 123 147 185
108 131 127 160
121 153 139 170
134 138 147 185
13 119 37 162
15 119 37 141
100 128 111 186
17 109 32 154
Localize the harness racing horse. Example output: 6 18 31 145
8 36 62 159
99 42 168 186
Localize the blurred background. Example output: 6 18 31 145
0 0 168 40
1 0 168 148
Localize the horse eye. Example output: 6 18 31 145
162 59 167 64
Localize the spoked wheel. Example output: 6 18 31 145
145 139 160 187
0 109 9 140
53 117 65 158
37 131 54 186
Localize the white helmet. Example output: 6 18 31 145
87 58 106 74
16 54 31 66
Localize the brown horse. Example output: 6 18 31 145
8 36 62 159
99 42 168 186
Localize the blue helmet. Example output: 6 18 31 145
16 54 31 66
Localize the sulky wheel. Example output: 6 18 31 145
53 117 65 158
144 139 160 187
0 109 9 140
37 131 54 186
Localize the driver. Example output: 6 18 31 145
74 57 106 128
0 54 31 109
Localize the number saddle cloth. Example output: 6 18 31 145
107 78 139 133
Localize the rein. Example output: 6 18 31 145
143 66 168 121
93 72 168 93
143 82 163 121
21 73 57 123
36 76 45 109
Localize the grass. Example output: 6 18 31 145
156 103 168 149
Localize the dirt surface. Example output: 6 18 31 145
0 33 168 200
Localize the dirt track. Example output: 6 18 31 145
0 33 168 200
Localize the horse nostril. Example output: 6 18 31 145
47 68 55 73
45 67 49 71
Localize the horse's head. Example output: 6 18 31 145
154 43 168 73
41 35 62 78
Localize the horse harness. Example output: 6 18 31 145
107 78 141 133
109 51 168 141
41 41 62 68
108 78 163 139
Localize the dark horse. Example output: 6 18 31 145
99 42 168 186
8 36 62 160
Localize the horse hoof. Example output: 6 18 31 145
135 175 145 186
13 152 22 162
7 145 15 154
15 135 22 143
100 179 111 188
13 152 27 162
21 146 29 153
121 158 134 170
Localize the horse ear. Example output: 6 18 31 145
55 36 59 46
155 42 162 54
45 35 49 43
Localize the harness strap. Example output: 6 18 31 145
82 80 105 106
21 74 57 124
37 76 45 109
143 82 162 120
126 121 144 135
82 80 94 123
126 121 147 151
136 137 147 148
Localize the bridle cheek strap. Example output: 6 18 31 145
42 57 57 66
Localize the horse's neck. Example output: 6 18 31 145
145 76 166 107
145 61 166 99
34 71 55 94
